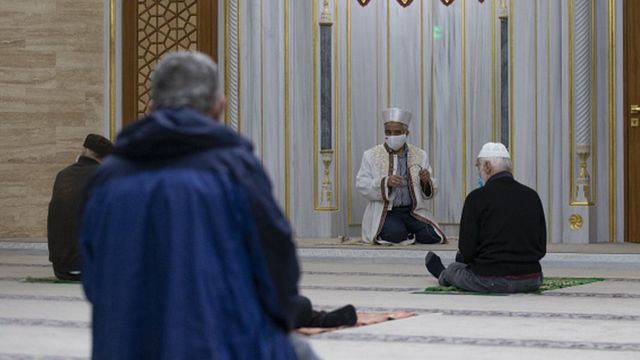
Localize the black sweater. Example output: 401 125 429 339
459 172 547 276
47 156 100 273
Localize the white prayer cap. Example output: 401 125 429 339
477 142 511 159
382 107 412 126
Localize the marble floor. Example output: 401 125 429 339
1 241 640 359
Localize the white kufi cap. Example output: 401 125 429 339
382 107 412 127
477 142 511 159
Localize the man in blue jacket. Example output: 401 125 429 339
81 51 302 359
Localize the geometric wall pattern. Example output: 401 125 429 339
136 0 198 118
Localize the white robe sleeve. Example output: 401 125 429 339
356 152 389 202
420 152 437 199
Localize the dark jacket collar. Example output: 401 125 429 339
486 171 513 184
113 107 251 160
77 156 99 165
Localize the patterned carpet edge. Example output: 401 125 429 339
414 277 605 296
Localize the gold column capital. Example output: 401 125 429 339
320 0 333 25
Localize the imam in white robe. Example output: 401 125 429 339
356 144 446 244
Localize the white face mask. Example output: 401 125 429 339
385 134 407 151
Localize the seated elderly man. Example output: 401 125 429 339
47 134 113 281
356 107 445 245
424 142 546 293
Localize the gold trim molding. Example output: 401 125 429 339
420 0 425 149
608 0 616 242
509 0 514 165
333 0 340 211
313 0 319 210
547 0 552 241
491 0 496 141
284 0 291 217
347 0 354 223
260 0 265 157
109 0 116 141
462 0 467 198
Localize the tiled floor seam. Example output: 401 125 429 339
0 354 88 360
0 294 85 302
299 284 640 298
0 317 89 329
311 306 640 321
312 333 640 352
302 271 640 281
3 306 638 331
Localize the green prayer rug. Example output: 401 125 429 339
415 277 605 296
23 276 80 284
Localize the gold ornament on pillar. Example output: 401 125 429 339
568 214 584 231
320 149 334 205
357 0 371 6
576 144 592 201
320 0 332 24
397 0 414 7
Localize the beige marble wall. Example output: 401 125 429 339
0 0 104 239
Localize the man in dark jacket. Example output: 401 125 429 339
47 134 113 281
81 51 303 359
424 142 546 293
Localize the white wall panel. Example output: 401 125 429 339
260 0 286 210
465 0 493 196
348 1 381 227
219 0 622 243
432 0 464 224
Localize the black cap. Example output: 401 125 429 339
83 134 114 159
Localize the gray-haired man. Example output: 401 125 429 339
425 142 547 293
80 51 311 359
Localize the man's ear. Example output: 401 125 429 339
483 161 493 176
209 96 227 121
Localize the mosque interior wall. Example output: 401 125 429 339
222 0 626 244
0 0 104 238
0 0 627 244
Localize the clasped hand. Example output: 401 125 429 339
388 170 430 188
419 169 431 183
387 175 404 188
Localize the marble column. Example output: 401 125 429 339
318 0 336 209
225 0 241 132
573 0 593 203
562 0 596 244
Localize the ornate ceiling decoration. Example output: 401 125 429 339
397 0 414 8
355 0 486 7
